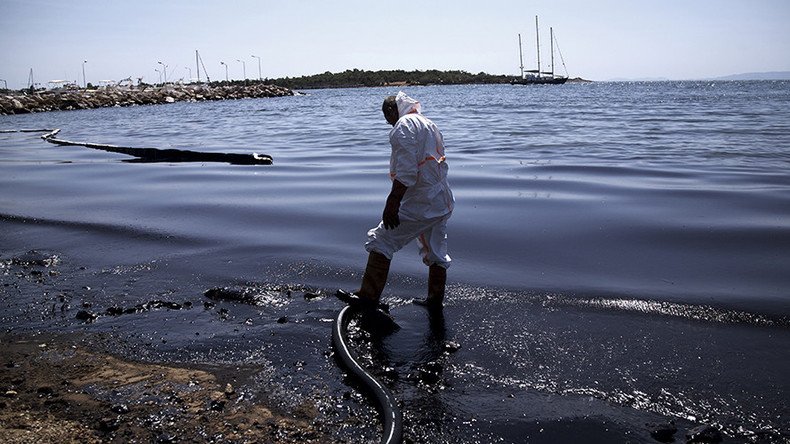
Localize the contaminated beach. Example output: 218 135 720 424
2 82 789 443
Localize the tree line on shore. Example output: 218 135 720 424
1 68 581 95
268 69 514 89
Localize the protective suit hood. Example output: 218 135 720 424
396 91 421 118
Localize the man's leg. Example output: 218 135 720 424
356 215 447 303
413 214 451 310
356 251 391 303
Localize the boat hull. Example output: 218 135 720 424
510 77 568 85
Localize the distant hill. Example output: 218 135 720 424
270 69 512 89
267 69 591 89
606 77 670 82
605 72 790 82
713 71 790 80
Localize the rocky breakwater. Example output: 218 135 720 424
0 83 294 115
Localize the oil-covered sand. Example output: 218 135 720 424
1 333 321 443
3 247 787 443
1 251 330 443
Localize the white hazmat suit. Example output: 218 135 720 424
365 92 455 268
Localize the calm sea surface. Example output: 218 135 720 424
2 82 789 442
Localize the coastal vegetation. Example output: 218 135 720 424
268 68 514 88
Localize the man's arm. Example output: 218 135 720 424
382 179 408 229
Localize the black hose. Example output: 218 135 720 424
38 128 272 165
332 305 403 444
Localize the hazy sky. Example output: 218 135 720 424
1 0 789 89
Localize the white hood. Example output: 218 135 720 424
396 91 421 117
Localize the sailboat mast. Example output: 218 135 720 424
518 33 525 79
196 50 200 82
550 27 555 78
535 15 541 78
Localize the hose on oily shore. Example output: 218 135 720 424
332 305 403 444
0 128 56 133
37 128 272 165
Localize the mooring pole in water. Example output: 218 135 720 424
550 27 555 78
535 15 541 79
518 33 525 80
332 306 403 444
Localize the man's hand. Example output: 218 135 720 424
383 197 400 229
382 179 408 230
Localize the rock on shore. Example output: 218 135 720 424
0 83 294 115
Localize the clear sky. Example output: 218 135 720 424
1 0 789 89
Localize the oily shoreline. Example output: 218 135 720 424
0 83 294 115
0 331 327 443
0 249 332 443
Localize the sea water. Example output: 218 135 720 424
1 82 789 442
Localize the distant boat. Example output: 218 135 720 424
512 16 568 85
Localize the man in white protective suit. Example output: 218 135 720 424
340 91 454 311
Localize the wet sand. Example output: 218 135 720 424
4 246 778 443
0 333 324 443
0 249 353 443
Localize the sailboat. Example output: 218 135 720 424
512 16 568 85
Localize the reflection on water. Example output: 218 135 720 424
3 82 789 314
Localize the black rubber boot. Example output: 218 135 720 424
336 252 392 315
413 264 446 310
357 251 391 302
336 252 398 334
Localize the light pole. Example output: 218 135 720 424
236 59 246 80
220 61 228 81
158 61 168 83
185 67 192 83
82 60 87 88
154 69 162 84
251 55 261 80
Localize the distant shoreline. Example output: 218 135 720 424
275 77 593 90
5 76 789 116
1 76 595 115
264 69 589 90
